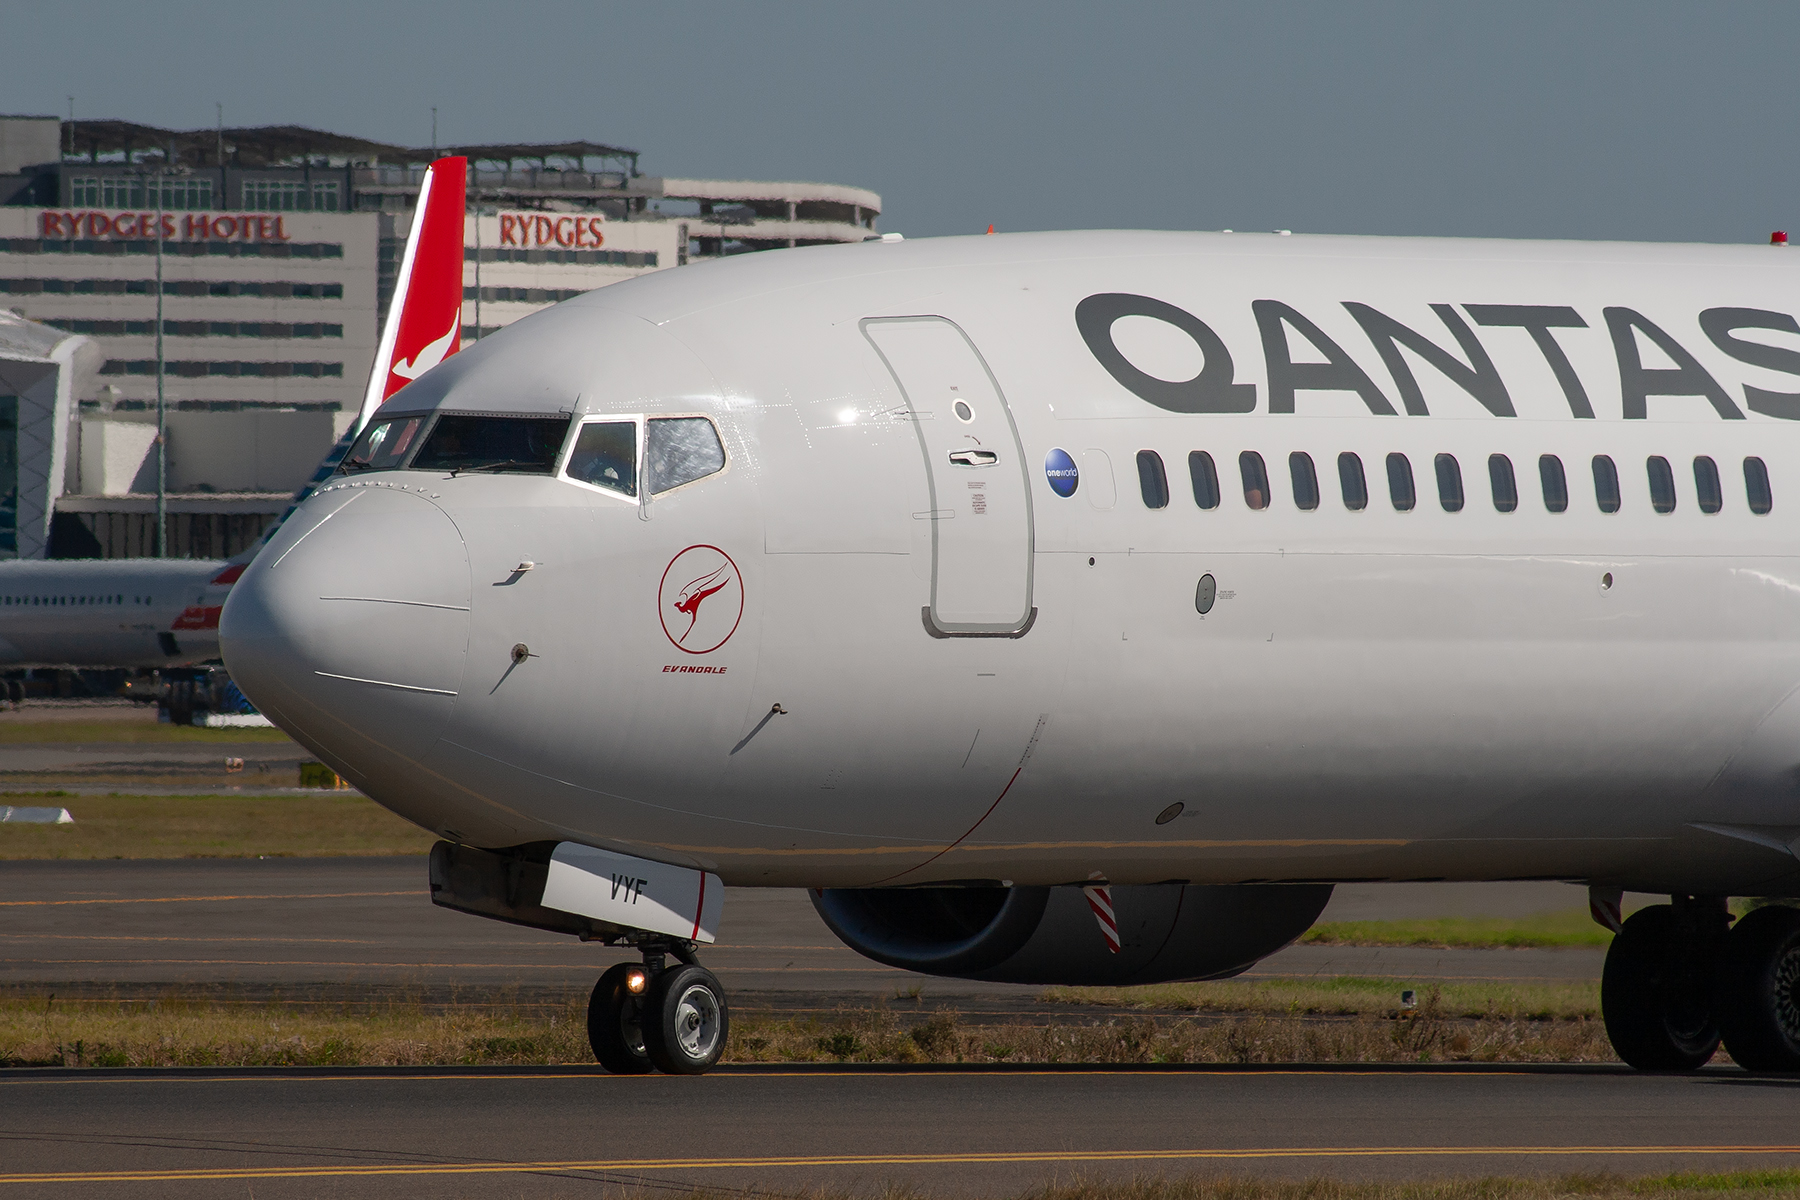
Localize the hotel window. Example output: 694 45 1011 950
95 177 213 211
242 179 340 212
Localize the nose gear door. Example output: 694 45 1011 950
863 317 1035 635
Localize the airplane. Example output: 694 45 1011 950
0 157 470 677
220 225 1800 1077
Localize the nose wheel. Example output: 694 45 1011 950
587 963 653 1074
644 964 730 1074
587 953 730 1075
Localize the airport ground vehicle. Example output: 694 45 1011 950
223 224 1800 1073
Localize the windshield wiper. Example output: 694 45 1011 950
449 460 550 476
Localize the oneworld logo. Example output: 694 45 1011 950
1044 447 1080 498
658 545 744 655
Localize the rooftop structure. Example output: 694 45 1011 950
0 116 881 558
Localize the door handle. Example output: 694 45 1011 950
948 449 999 467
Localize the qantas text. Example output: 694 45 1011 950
1077 293 1800 421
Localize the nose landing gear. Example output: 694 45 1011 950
586 941 730 1075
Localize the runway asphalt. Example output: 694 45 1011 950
0 822 1737 1199
1 857 1612 1010
3 1063 1796 1197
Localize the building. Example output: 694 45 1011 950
0 116 880 558
0 310 96 558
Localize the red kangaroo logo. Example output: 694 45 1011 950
673 564 733 646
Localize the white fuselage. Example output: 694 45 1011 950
0 558 230 667
221 230 1800 897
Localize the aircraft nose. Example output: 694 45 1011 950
221 484 471 780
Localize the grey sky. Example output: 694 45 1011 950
6 2 1795 244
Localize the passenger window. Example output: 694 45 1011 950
1745 456 1773 514
1592 455 1620 513
412 414 570 475
1539 454 1568 513
1434 453 1464 513
1488 454 1517 513
1188 451 1220 509
339 415 427 473
1647 455 1676 513
1240 451 1270 510
1693 456 1722 514
1289 452 1319 511
1386 452 1415 511
1136 450 1169 509
1337 452 1367 511
646 417 726 494
565 420 638 496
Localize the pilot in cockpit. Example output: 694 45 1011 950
566 421 638 497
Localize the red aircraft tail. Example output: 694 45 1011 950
242 156 468 562
354 155 468 431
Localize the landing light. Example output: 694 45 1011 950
625 968 648 994
837 408 857 424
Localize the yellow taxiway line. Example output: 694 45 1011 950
0 891 415 908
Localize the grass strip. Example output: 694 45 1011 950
993 1178 1800 1200
0 719 293 744
1302 911 1612 949
1042 977 1600 1021
0 990 1615 1068
0 791 434 858
759 1175 1800 1200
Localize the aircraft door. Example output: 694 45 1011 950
863 317 1034 635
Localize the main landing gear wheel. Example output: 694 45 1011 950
588 963 653 1074
643 964 729 1075
1715 904 1800 1072
1601 903 1721 1070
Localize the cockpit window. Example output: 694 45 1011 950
646 417 726 494
339 416 426 474
566 421 639 497
411 415 570 475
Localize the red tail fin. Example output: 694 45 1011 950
355 156 467 431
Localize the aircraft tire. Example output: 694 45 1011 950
1715 904 1800 1072
1601 904 1720 1070
643 964 729 1075
588 963 654 1075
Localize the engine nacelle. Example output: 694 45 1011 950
811 882 1333 986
